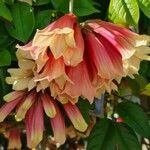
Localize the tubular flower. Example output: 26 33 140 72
0 90 88 148
0 32 88 148
17 13 84 67
33 13 84 66
1 13 150 149
13 14 95 104
82 20 150 95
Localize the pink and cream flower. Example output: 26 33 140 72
0 90 88 149
82 20 150 96
17 13 84 68
0 13 150 149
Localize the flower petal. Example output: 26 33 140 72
32 14 83 66
41 93 56 118
50 103 66 145
63 24 84 66
15 92 36 121
18 59 35 70
25 100 44 148
12 77 33 91
0 98 21 122
83 30 124 79
35 54 71 84
3 91 25 102
63 102 88 132
63 61 95 103
87 21 136 59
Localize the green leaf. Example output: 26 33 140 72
6 2 35 43
87 118 141 150
141 83 150 96
77 98 94 124
126 75 147 95
51 0 99 16
4 0 14 5
0 68 10 100
35 10 54 29
116 101 150 138
138 0 150 18
34 0 50 5
115 124 141 150
0 49 11 67
108 0 139 27
87 119 116 150
0 0 12 21
0 21 14 48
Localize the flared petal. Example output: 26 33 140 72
28 78 37 91
18 59 35 70
63 24 84 66
32 14 77 57
33 14 83 66
16 42 47 61
63 61 95 103
8 129 22 149
16 48 32 60
41 93 56 118
15 92 36 121
39 13 76 34
34 28 76 58
36 79 49 92
63 102 88 132
7 68 32 78
134 46 150 61
50 103 66 145
0 97 21 122
25 100 44 148
96 79 118 96
16 43 49 72
35 54 71 84
33 13 76 41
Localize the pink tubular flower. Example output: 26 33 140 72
1 13 150 149
0 90 88 149
82 20 150 96
33 14 84 66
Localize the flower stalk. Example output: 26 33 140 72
69 0 74 13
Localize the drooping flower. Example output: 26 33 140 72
82 20 150 96
0 48 88 147
17 13 84 67
0 89 88 148
1 12 150 149
0 40 88 148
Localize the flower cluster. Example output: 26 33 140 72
0 13 150 149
